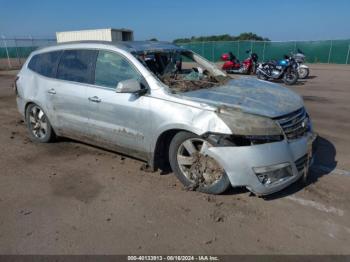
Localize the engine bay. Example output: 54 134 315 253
135 50 230 93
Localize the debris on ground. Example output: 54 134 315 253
20 210 32 216
204 237 217 245
210 210 225 223
140 163 155 173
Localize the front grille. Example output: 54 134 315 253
295 154 308 172
274 107 308 140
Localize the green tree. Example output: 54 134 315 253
173 32 270 43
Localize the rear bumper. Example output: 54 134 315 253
16 96 26 117
207 132 317 195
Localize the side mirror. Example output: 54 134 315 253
115 79 145 94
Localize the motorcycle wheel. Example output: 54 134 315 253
298 67 309 79
283 71 298 85
256 70 267 80
245 67 252 75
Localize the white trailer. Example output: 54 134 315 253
56 28 134 43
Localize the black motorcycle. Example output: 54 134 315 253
256 55 299 85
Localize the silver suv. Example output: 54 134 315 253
15 41 316 195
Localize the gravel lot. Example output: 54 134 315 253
0 64 349 254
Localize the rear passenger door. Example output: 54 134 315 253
49 49 97 137
27 50 62 125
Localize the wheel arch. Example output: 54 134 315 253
152 128 198 172
24 101 36 119
24 101 47 122
24 101 58 137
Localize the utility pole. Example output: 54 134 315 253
1 35 12 69
327 40 333 64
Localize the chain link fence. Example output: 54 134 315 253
0 37 56 70
1 37 350 70
179 39 350 64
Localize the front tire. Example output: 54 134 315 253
283 70 298 85
169 131 231 194
25 104 55 143
256 70 267 80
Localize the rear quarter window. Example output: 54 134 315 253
28 51 62 78
57 49 97 84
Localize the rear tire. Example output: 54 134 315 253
169 131 231 195
25 104 55 143
298 67 309 79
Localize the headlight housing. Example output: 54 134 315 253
205 133 283 147
217 107 283 136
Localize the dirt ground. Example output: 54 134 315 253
0 58 25 71
0 64 349 255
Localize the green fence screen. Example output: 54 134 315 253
179 39 350 64
0 38 56 69
1 38 350 69
0 39 56 58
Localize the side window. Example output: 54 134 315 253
28 51 62 78
94 50 142 89
57 49 97 84
28 55 39 72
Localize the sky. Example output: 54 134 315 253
1 0 349 41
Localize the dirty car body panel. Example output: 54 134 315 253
16 41 316 195
180 77 304 118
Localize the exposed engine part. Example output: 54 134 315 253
162 74 221 93
136 50 230 93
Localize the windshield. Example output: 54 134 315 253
134 50 230 93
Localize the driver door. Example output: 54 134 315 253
86 50 151 159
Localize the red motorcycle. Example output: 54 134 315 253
221 50 258 74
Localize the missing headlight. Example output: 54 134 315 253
244 135 284 145
205 134 238 146
204 133 284 147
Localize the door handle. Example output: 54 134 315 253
88 96 101 103
48 88 56 95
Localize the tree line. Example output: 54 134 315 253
172 32 270 43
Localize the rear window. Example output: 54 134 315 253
28 51 62 78
57 49 97 84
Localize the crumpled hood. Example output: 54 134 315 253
180 77 304 118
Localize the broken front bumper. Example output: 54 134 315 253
207 132 317 195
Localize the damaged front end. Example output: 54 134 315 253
206 106 284 147
198 105 316 195
135 43 316 195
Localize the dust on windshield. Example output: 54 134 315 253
135 50 230 93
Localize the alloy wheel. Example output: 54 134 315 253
176 138 224 187
28 105 48 139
